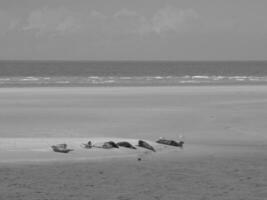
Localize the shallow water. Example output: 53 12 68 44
1 61 267 87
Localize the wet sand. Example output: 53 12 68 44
0 86 267 199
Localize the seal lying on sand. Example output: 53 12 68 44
117 141 137 149
51 144 73 153
104 141 119 148
156 138 184 147
81 141 92 149
93 141 119 149
138 140 156 152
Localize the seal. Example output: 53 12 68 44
51 144 73 153
93 141 119 149
105 141 119 148
81 141 92 149
156 138 184 148
137 140 156 152
117 141 137 149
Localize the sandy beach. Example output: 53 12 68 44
0 86 267 199
0 142 266 200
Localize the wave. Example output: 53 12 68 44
55 81 70 84
88 76 101 79
179 80 201 84
21 77 39 81
0 75 267 87
192 76 210 79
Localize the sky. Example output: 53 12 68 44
1 0 267 60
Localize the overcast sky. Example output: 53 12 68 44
1 0 267 60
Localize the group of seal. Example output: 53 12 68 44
52 138 184 153
117 141 137 149
81 141 137 150
92 141 120 149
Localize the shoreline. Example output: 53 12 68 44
0 83 267 91
1 81 267 88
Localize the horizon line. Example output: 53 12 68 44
0 59 267 62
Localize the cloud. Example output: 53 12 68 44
90 10 107 19
22 7 81 37
113 8 139 18
109 8 143 36
110 6 199 36
8 5 199 39
139 6 199 35
0 10 19 35
8 19 20 31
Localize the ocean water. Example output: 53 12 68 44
0 60 267 87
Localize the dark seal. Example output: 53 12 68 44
137 140 156 152
117 141 137 149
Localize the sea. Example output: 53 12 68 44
0 60 267 87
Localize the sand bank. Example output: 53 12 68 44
0 137 185 164
1 86 267 199
1 86 267 144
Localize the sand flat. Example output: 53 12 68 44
0 144 266 200
0 86 267 144
0 86 267 199
0 137 170 163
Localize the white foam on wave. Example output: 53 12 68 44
179 80 201 84
228 76 248 80
88 76 101 79
55 81 70 84
21 77 39 81
103 80 116 83
192 76 210 79
212 76 225 81
247 77 267 82
90 80 116 84
143 76 166 81
154 76 164 80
